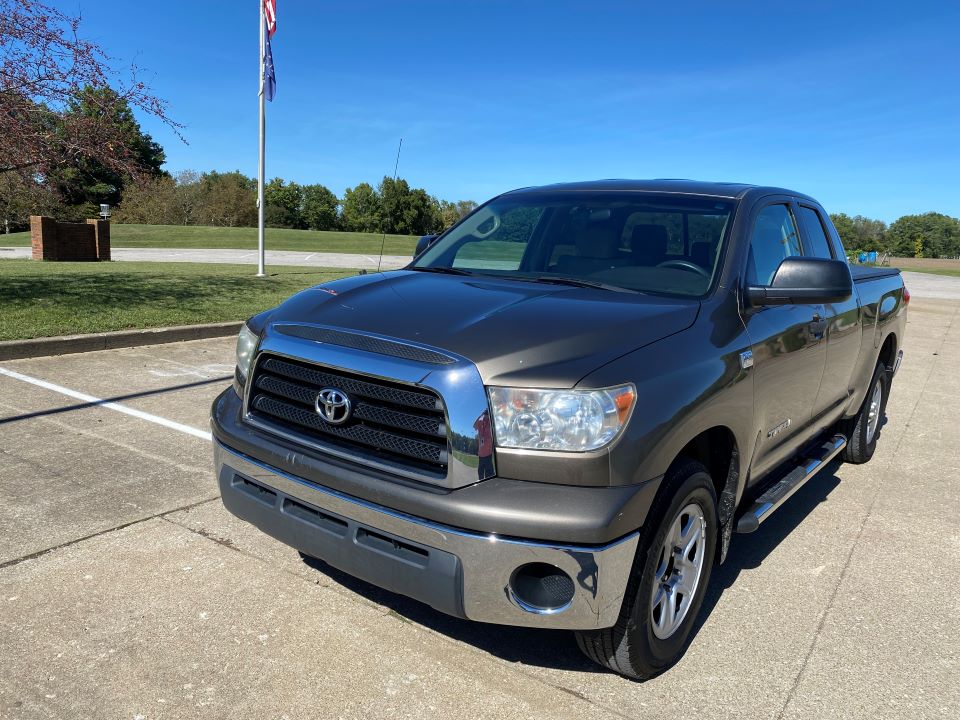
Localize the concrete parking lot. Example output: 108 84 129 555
1 295 958 719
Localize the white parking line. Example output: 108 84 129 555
0 367 212 441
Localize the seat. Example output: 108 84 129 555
690 241 713 271
631 224 669 266
553 222 631 275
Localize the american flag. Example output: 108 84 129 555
262 0 277 101
263 0 277 37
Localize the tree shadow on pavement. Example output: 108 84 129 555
300 462 843 675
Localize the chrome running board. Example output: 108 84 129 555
736 434 847 534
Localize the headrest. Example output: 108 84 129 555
575 222 621 259
690 241 712 269
631 224 669 263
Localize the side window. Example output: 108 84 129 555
746 204 802 286
796 206 834 259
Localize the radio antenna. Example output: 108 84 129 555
376 137 403 273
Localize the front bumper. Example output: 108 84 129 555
215 439 639 630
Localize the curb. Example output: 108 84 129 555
0 322 242 361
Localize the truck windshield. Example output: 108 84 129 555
411 192 734 297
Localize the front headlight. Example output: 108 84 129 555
487 384 636 452
235 323 259 381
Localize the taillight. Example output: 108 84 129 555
903 286 910 304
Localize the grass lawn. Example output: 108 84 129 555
0 259 358 341
1 224 419 255
899 267 960 277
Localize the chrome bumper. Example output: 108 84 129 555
215 440 639 630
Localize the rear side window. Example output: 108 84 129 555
796 206 834 259
746 204 802 285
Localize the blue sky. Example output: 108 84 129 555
53 0 959 221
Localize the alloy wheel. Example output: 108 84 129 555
649 502 707 640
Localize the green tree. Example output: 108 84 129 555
0 0 180 189
0 174 59 233
341 183 381 232
113 175 176 224
301 184 340 230
264 178 305 228
194 171 257 227
829 213 856 249
169 170 203 225
438 199 479 229
438 200 459 229
379 176 449 234
887 212 960 258
405 188 443 235
49 87 167 213
828 213 888 254
115 170 203 225
378 176 411 234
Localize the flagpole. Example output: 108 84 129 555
256 0 266 277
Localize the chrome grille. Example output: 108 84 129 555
248 354 448 473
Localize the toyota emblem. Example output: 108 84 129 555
315 388 352 425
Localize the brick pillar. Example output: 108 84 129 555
30 216 59 260
87 219 111 260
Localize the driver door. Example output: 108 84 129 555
741 202 828 483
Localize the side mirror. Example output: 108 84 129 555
414 234 439 257
747 257 853 306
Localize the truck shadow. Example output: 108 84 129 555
690 461 843 640
299 463 842 676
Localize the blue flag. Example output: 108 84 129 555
262 25 276 102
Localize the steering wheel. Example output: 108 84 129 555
656 259 710 278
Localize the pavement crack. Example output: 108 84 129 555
162 514 634 718
161 515 245 555
0 496 220 571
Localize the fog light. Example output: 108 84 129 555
509 563 575 614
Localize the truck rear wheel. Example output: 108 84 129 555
842 360 890 464
575 459 717 680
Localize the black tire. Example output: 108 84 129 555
842 360 890 464
575 459 718 680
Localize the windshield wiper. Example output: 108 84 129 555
527 275 637 293
409 266 475 276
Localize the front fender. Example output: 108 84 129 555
578 290 755 499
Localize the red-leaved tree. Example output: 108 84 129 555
0 0 181 184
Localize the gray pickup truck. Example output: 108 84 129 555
211 180 907 679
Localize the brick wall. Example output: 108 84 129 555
30 216 111 261
87 219 111 260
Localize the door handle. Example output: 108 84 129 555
809 314 827 339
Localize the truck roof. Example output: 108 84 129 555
505 179 817 203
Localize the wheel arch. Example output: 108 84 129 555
662 425 741 564
877 331 898 371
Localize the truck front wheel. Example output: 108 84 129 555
575 460 718 679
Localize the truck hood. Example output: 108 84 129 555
266 270 700 387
